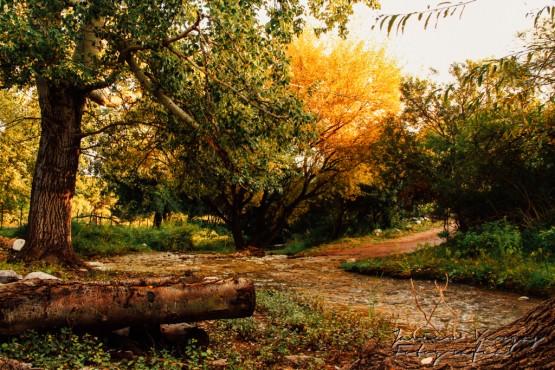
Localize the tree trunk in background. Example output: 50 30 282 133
348 296 555 369
18 79 85 266
153 212 163 228
0 276 255 336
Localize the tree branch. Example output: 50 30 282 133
117 12 203 64
166 45 290 120
126 55 200 130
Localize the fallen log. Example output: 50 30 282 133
0 276 255 336
348 294 555 369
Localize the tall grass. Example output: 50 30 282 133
72 221 235 258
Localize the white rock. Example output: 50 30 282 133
421 357 434 365
518 296 530 301
24 271 59 280
0 270 23 283
12 239 25 251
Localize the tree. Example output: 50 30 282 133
286 32 401 239
0 0 379 265
389 59 554 230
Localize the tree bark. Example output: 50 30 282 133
0 276 255 336
18 79 85 266
348 295 555 369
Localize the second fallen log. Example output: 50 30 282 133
0 276 255 336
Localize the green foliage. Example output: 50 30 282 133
0 226 20 239
452 220 523 258
0 90 38 225
211 289 390 368
289 184 407 245
0 329 191 369
376 57 555 230
71 222 198 258
0 328 112 369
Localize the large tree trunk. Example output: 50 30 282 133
0 276 255 336
349 295 555 369
18 79 85 266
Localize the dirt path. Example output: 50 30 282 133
312 226 445 258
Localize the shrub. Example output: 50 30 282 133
452 220 522 258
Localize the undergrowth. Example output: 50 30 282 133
342 220 555 296
0 289 392 369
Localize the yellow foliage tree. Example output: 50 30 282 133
287 32 401 229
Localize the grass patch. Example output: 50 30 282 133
0 227 20 239
72 222 234 258
0 288 392 369
342 221 555 297
2 220 235 259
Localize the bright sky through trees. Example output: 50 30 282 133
348 0 554 82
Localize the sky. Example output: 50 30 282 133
347 0 554 82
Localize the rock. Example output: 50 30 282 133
518 296 530 301
12 239 25 251
210 359 228 367
373 229 382 236
0 270 23 283
23 271 59 280
421 357 434 365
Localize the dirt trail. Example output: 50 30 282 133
313 226 445 258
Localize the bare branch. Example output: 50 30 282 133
88 89 124 107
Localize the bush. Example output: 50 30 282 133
141 224 197 252
452 220 522 258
